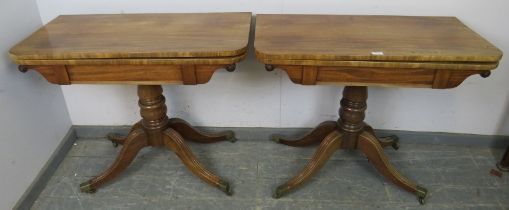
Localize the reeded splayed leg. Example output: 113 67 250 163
169 118 237 143
272 121 338 147
271 86 427 204
364 125 400 150
163 128 232 195
358 131 427 204
274 131 343 198
80 129 148 193
107 121 142 147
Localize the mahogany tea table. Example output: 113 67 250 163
10 12 252 195
255 14 503 204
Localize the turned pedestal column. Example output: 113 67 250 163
272 86 427 204
80 85 236 195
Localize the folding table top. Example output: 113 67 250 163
255 14 502 70
10 12 252 65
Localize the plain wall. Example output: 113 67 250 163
35 0 509 135
0 1 72 209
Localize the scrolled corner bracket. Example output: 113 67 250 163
225 64 236 72
480 71 491 78
265 64 275 72
18 65 29 73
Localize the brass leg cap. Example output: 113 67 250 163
218 180 233 196
106 133 123 147
496 163 509 172
416 185 428 205
79 180 96 193
224 131 237 143
273 185 289 199
271 134 282 143
390 135 400 150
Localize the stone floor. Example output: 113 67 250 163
31 130 508 210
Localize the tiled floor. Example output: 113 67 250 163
31 131 508 210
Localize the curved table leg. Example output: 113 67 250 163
163 128 232 195
364 125 399 150
169 118 236 143
274 130 342 198
80 129 148 193
358 131 427 204
273 121 338 147
107 121 142 147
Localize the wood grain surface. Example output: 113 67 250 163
255 14 502 65
10 13 252 62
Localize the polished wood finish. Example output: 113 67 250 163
267 65 488 89
81 85 234 194
271 86 427 203
274 131 343 198
497 146 509 172
272 121 337 147
255 15 502 63
10 13 251 61
12 13 251 195
169 118 237 144
257 14 503 204
256 14 502 89
17 63 238 85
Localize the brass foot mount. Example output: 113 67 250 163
416 185 428 205
224 130 238 143
218 180 233 196
79 180 96 193
496 162 509 172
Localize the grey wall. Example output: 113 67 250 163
0 1 72 209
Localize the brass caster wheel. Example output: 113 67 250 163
271 134 282 143
416 185 428 205
218 180 233 196
273 185 289 199
381 135 400 150
106 133 123 147
79 180 96 193
391 136 400 150
224 130 237 143
496 162 509 172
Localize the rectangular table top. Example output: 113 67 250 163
10 13 252 65
255 14 502 69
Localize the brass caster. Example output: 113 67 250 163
271 134 282 143
381 135 399 150
79 180 96 193
390 135 400 150
224 130 237 143
106 134 122 147
496 162 509 172
218 180 233 196
273 185 289 199
416 185 428 205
